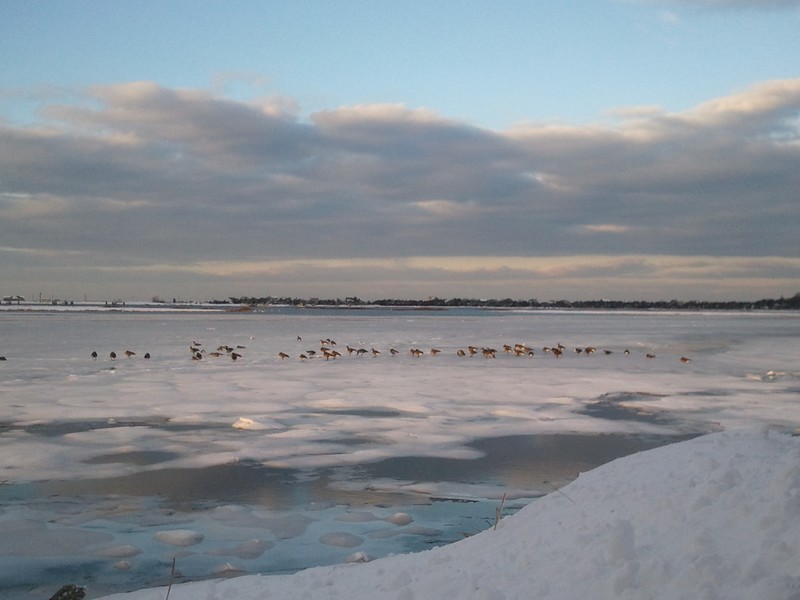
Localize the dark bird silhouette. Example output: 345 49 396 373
91 351 98 360
110 352 116 361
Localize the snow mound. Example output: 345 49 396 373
98 429 800 600
153 530 205 547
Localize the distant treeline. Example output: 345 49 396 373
217 292 800 311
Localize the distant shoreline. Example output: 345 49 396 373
1 297 799 314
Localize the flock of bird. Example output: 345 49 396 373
80 337 691 365
190 336 692 364
91 350 150 361
0 339 691 365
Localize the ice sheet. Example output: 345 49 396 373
1 307 798 597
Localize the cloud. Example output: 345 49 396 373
645 0 800 9
1 79 798 300
576 224 634 234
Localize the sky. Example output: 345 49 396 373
1 0 799 302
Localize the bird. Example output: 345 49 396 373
91 351 98 360
144 352 150 359
645 353 656 359
124 350 136 358
430 348 441 356
680 356 691 363
230 352 242 361
110 352 116 360
456 349 466 357
390 348 399 355
278 352 290 360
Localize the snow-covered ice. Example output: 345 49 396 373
0 305 798 598
95 428 800 600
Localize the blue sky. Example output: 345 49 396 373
3 1 799 127
1 0 799 301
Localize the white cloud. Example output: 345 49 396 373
1 80 798 300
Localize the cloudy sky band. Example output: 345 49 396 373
1 1 798 300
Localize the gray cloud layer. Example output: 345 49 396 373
1 80 799 300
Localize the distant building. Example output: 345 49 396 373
3 295 25 304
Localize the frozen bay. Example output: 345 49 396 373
1 306 798 598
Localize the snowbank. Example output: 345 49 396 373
98 428 800 600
